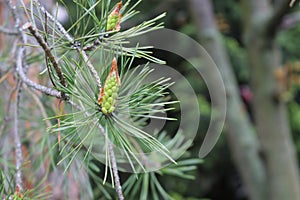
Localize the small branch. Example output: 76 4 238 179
82 37 103 51
33 0 74 43
0 26 18 35
6 0 25 193
16 45 81 111
108 142 124 200
22 22 67 88
96 122 124 200
34 0 102 90
79 50 102 90
13 81 23 193
16 47 62 98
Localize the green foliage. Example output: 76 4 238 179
0 0 204 199
223 36 249 83
123 158 202 200
278 24 300 61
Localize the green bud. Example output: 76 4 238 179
109 106 115 113
112 92 118 99
106 83 112 89
105 102 111 110
108 97 113 103
107 15 119 30
106 89 112 96
100 58 120 114
102 107 108 114
112 86 117 92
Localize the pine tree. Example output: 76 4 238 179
0 0 201 199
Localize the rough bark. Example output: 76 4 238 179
242 0 300 199
189 0 266 199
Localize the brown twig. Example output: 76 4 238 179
22 22 66 88
82 37 103 51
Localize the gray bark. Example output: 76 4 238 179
242 0 300 199
189 0 267 199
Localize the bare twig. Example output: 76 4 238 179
82 37 103 51
16 47 62 98
66 99 82 111
5 0 24 193
16 45 81 110
108 142 124 200
22 22 67 88
13 81 23 193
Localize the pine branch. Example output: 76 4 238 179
16 47 62 98
13 81 23 193
22 22 67 94
96 122 124 200
34 0 102 90
82 37 103 51
33 0 74 43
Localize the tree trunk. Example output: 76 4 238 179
189 0 267 199
242 0 300 199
